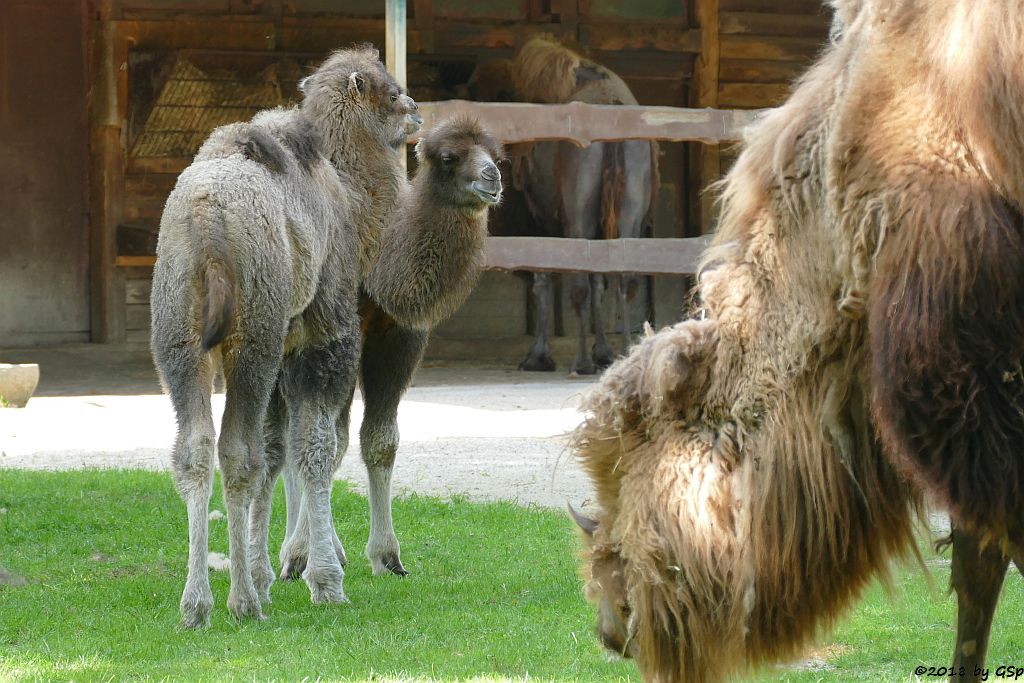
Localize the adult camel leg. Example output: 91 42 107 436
614 140 654 355
279 330 359 602
160 347 217 629
590 274 615 369
618 273 639 354
569 273 595 375
949 524 1010 680
360 318 429 575
248 383 285 604
560 142 604 375
519 272 557 371
520 270 561 370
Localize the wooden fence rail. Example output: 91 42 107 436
117 236 712 275
412 100 760 146
485 236 710 275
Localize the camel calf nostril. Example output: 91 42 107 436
481 162 500 182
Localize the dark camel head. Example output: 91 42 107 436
300 44 423 149
569 503 635 659
415 117 504 208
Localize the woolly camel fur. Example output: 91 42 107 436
468 34 659 374
571 1 1024 681
365 118 503 331
279 117 504 581
151 46 421 627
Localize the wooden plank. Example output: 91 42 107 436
116 255 158 267
719 0 825 13
720 35 824 62
413 101 760 145
115 239 708 277
720 58 805 83
128 157 191 174
123 194 166 223
126 303 151 331
719 11 830 37
125 173 177 196
125 278 153 305
580 25 701 53
116 240 710 274
90 19 127 343
718 82 790 108
413 0 435 52
590 50 694 80
692 0 720 234
483 237 710 275
113 19 278 50
434 21 517 50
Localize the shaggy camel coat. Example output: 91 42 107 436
573 0 1024 681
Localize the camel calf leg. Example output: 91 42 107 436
248 384 286 604
359 321 428 576
280 333 359 603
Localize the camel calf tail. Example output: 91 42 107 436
201 260 235 351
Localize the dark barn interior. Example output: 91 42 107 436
0 0 831 363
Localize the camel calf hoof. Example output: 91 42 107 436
179 587 214 630
303 566 349 604
251 558 275 604
279 541 308 581
372 552 409 577
333 534 349 567
227 589 265 622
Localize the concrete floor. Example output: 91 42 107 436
0 343 601 509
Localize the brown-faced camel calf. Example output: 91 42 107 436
278 117 504 581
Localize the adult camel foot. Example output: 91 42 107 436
592 341 616 370
570 355 598 376
518 351 556 372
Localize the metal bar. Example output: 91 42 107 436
385 0 407 88
386 0 407 170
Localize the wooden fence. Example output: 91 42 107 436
115 100 754 275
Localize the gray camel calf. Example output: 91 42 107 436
151 46 420 627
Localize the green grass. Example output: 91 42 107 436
0 470 1022 682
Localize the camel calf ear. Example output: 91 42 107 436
348 72 365 97
298 76 310 94
414 138 427 163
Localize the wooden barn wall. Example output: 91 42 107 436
0 1 91 345
714 0 831 181
105 0 700 347
95 0 832 355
